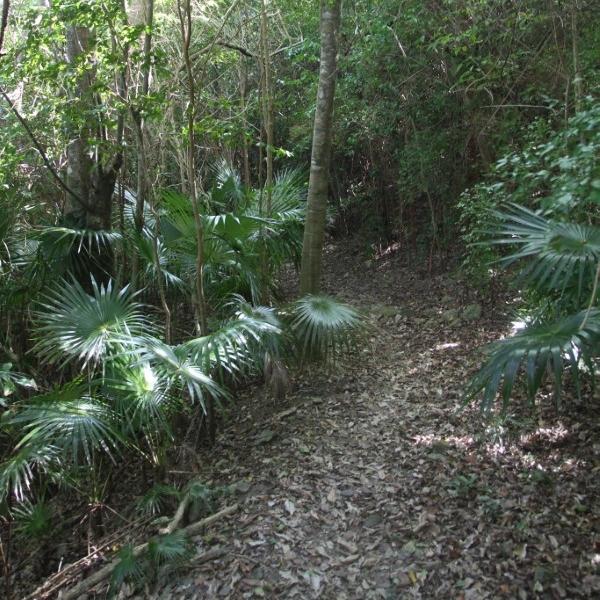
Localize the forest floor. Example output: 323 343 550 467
83 241 600 599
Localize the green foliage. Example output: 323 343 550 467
147 529 192 566
448 474 478 498
135 483 180 517
34 279 149 369
12 499 53 538
0 442 61 503
457 185 502 290
110 530 192 595
495 205 600 302
182 300 282 384
110 545 147 595
466 310 600 411
0 364 36 405
11 396 120 465
286 295 364 365
490 103 600 218
159 165 306 306
465 103 600 412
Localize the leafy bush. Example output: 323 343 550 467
465 103 600 412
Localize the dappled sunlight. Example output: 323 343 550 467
519 423 570 448
434 341 461 351
374 241 402 259
511 319 528 334
412 433 476 450
411 422 587 476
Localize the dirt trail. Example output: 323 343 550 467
152 243 600 599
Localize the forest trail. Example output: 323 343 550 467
152 242 600 600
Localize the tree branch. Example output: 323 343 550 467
217 40 255 57
0 87 90 211
60 504 238 600
0 0 9 56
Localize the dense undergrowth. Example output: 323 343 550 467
1 0 600 596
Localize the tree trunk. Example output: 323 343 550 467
64 25 122 285
260 0 274 213
130 0 155 288
299 0 341 295
238 52 251 188
64 26 93 226
178 0 209 336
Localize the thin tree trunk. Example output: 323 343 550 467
299 0 341 295
178 0 208 336
0 0 10 57
131 0 155 287
239 60 251 188
65 25 93 224
260 0 274 213
238 4 251 190
571 1 582 113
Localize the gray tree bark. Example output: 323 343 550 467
64 24 123 283
299 0 341 295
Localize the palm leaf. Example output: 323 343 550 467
104 362 174 442
135 483 180 517
34 278 150 368
182 301 282 383
140 340 229 413
494 204 600 297
147 530 191 566
109 544 147 595
130 228 184 289
0 443 60 502
209 159 246 210
35 226 122 257
9 391 122 465
285 295 365 365
465 309 600 412
0 363 36 405
12 499 53 537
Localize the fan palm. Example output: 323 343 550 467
34 278 150 369
494 204 600 299
6 382 122 466
0 363 36 405
285 295 365 365
467 203 600 411
159 164 306 306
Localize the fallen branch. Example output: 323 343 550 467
158 495 190 535
23 519 150 600
59 504 238 600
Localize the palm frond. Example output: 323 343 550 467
182 301 282 383
110 544 147 595
269 168 307 215
135 483 180 517
209 159 246 210
494 204 600 297
105 362 174 440
140 340 229 413
285 295 365 364
8 386 122 464
0 443 60 502
34 278 150 368
130 228 184 289
12 499 52 537
35 226 122 257
121 186 156 231
147 530 191 566
0 363 36 405
465 309 600 412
